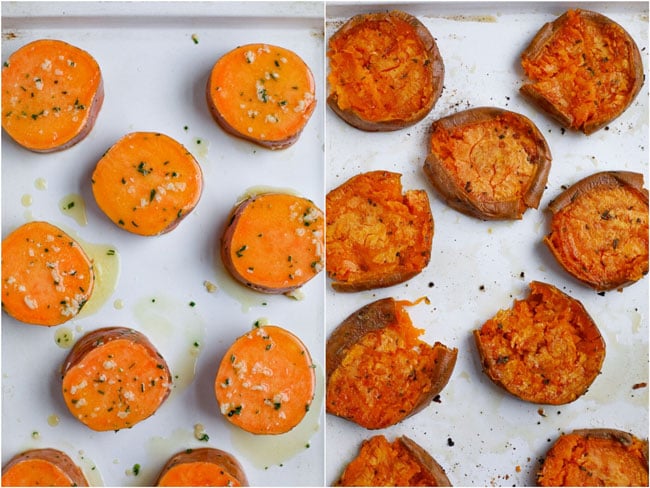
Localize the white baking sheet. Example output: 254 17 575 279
1 2 325 486
325 2 649 486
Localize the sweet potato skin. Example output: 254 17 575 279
1 39 104 152
1 448 89 487
327 10 444 131
474 281 605 405
335 435 452 487
423 107 552 220
544 171 649 291
60 327 172 431
326 170 433 292
155 448 249 487
538 429 649 486
520 9 644 135
326 298 457 429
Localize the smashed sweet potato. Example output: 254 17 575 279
520 9 644 134
423 107 552 220
326 297 457 429
538 429 649 486
326 170 433 292
544 171 648 291
335 435 452 487
327 10 444 131
474 281 605 405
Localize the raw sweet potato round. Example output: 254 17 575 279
155 448 249 487
335 435 452 487
327 10 444 131
327 297 457 429
2 448 89 487
538 429 649 486
326 170 433 292
2 39 104 152
520 9 644 134
474 281 605 405
423 107 551 220
544 171 648 291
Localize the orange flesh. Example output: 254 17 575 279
1 39 102 151
157 462 242 487
474 282 605 404
92 132 202 236
430 113 542 202
539 433 649 486
326 171 432 288
326 300 446 429
208 43 316 143
338 436 440 487
328 16 434 122
1 221 94 326
545 185 648 289
1 459 76 487
223 193 324 292
215 325 315 435
521 9 639 131
61 337 171 431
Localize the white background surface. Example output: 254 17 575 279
2 2 325 486
325 2 648 486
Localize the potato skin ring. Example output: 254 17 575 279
327 10 444 131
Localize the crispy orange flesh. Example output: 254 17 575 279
92 132 203 236
215 325 315 435
474 281 605 405
2 39 102 151
207 43 316 146
1 221 94 326
336 435 443 487
327 300 453 429
328 13 435 124
326 171 433 291
2 459 78 487
539 431 649 486
545 175 648 291
521 9 642 133
157 462 242 487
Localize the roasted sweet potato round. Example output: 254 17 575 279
335 435 452 487
520 9 644 134
327 297 457 429
327 10 444 131
474 281 605 405
423 107 552 220
326 170 433 292
155 447 249 487
538 429 649 486
544 171 648 291
2 448 89 487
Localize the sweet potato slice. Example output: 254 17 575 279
1 221 94 326
544 171 648 291
221 192 324 294
423 107 552 220
327 10 444 131
473 281 605 405
326 171 433 292
206 43 316 150
326 298 457 429
335 435 452 487
520 9 644 134
1 39 103 152
91 132 203 236
155 448 248 487
214 325 315 435
538 429 649 486
61 326 172 431
2 448 89 487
